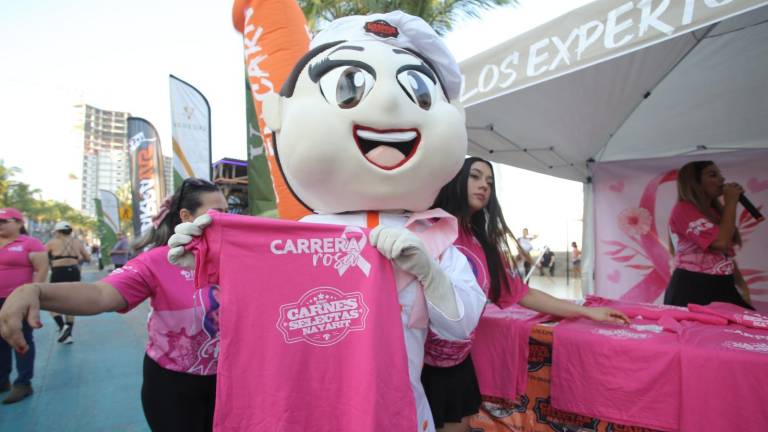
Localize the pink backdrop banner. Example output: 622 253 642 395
593 150 768 312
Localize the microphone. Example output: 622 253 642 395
739 194 764 222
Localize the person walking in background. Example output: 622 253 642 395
91 243 103 271
423 157 628 432
109 232 130 269
46 221 91 344
516 228 535 278
0 179 227 430
571 242 582 278
664 160 753 309
0 208 48 404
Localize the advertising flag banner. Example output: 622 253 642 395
128 117 167 237
233 0 311 220
95 189 120 268
170 74 212 186
244 72 277 216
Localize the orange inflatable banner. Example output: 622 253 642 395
233 0 311 220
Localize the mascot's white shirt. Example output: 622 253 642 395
303 211 486 432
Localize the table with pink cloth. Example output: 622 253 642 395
470 298 768 432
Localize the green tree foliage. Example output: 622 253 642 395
299 0 516 35
0 160 95 232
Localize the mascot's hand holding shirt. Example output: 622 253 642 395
169 11 486 432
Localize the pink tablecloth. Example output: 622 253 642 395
471 304 548 400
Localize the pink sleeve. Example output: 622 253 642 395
102 256 155 312
671 202 720 250
25 237 46 252
497 266 529 309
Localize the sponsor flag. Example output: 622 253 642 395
233 0 311 220
170 74 211 186
94 190 120 269
128 117 167 237
244 71 277 217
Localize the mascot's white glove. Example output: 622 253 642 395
370 226 459 319
167 214 213 268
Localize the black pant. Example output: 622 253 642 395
50 265 81 283
0 298 35 385
523 261 532 277
141 355 216 432
664 268 753 310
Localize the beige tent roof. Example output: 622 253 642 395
459 0 768 182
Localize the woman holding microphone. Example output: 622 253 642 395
664 160 753 308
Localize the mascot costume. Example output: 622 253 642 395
169 11 485 432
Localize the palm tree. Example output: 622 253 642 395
299 0 516 35
0 160 22 207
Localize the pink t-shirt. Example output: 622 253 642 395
103 246 219 375
471 303 544 400
454 228 529 305
669 201 735 275
551 318 681 432
689 302 768 329
679 323 768 432
0 235 46 297
425 229 530 367
190 213 416 432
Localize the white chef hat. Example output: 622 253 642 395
310 11 461 101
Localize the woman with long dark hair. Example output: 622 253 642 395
664 160 752 309
0 178 227 430
421 157 628 432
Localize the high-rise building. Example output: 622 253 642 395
75 104 130 216
164 156 174 194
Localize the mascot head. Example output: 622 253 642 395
263 11 467 214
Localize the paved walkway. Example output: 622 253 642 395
1 263 150 431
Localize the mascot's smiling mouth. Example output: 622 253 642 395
353 125 420 170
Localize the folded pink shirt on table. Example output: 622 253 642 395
471 303 550 401
688 302 768 329
678 322 768 432
551 317 681 431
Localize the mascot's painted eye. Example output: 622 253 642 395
397 70 435 110
318 66 375 109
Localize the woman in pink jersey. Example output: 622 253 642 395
421 157 629 432
0 179 227 431
664 160 753 309
0 208 48 404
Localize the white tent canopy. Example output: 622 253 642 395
459 0 768 182
458 0 768 294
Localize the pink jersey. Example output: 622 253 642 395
679 323 768 432
0 235 45 297
585 295 728 326
425 229 530 367
471 303 544 400
551 318 681 431
103 246 219 375
669 201 735 275
689 302 768 329
189 213 416 432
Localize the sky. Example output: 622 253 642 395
1 0 591 251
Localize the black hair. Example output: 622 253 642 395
677 160 741 246
280 41 345 98
433 157 522 304
58 228 73 236
133 178 221 250
279 41 451 101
